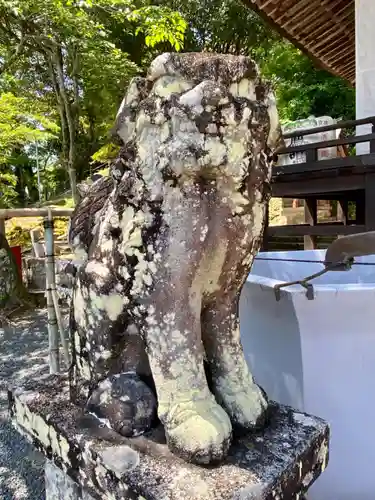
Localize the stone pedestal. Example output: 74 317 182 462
45 460 95 500
9 374 329 500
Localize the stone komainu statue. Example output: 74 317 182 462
68 52 281 465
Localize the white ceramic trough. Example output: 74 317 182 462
240 250 375 500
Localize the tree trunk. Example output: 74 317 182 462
48 49 79 206
53 47 79 205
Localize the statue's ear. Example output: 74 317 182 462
273 124 285 150
112 77 149 145
266 90 283 151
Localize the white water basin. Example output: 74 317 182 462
240 250 375 500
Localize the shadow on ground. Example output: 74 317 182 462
0 308 67 500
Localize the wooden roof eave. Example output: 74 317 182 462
242 0 355 87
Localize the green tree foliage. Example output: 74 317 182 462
0 0 186 203
167 0 355 122
0 93 58 162
258 41 355 122
0 92 58 206
0 0 355 209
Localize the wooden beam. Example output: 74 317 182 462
283 0 318 20
267 224 366 237
268 0 305 21
335 5 354 22
0 208 74 218
273 153 375 177
278 133 375 157
303 19 344 47
344 68 356 81
311 18 353 47
324 46 355 67
318 36 355 63
335 56 357 74
241 0 355 86
328 0 353 16
257 0 276 9
272 176 366 198
322 0 349 11
283 1 324 30
313 30 353 58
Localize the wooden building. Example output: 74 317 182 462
244 0 355 84
243 0 375 250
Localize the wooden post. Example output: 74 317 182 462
306 147 317 164
356 196 365 225
304 198 317 250
304 147 318 250
365 175 375 230
0 208 73 218
261 203 269 251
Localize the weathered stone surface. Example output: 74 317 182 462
9 375 329 500
46 460 96 500
9 375 328 500
68 52 282 464
86 372 157 437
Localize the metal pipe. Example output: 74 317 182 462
44 212 60 373
44 210 71 369
52 288 71 367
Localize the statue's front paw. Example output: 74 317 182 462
215 380 269 432
87 373 157 437
162 397 232 465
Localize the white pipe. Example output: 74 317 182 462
44 210 60 373
44 209 71 369
52 288 71 367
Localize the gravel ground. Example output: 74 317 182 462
0 309 62 500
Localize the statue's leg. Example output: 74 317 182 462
144 189 232 464
71 260 156 437
201 212 269 431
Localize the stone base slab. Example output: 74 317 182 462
9 374 329 500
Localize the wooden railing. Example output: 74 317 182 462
273 115 375 176
266 116 375 250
